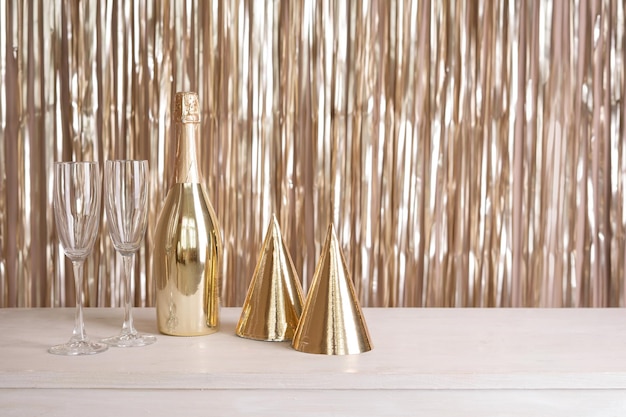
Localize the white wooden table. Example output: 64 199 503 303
1 307 626 416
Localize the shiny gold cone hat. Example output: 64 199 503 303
236 215 305 341
292 223 373 354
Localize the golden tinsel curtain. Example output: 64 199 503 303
1 0 625 308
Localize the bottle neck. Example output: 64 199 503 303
174 122 202 184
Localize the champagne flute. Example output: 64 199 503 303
101 160 156 347
50 161 108 355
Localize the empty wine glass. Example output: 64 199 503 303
50 161 108 355
101 160 156 347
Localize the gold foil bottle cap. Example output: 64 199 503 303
236 215 305 341
292 223 373 355
174 92 200 123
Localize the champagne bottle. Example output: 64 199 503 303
154 91 222 336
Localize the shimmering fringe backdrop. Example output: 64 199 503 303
0 1 625 308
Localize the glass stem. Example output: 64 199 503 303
121 253 136 336
71 260 87 342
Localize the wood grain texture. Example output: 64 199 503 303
2 308 626 415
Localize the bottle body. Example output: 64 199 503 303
154 183 220 335
154 92 221 336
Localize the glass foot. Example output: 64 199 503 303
101 332 157 348
48 339 109 356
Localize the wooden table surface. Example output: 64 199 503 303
1 307 626 416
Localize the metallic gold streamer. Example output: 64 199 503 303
0 0 625 308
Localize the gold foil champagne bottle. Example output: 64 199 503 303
154 91 222 336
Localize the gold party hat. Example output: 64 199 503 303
236 215 304 341
292 223 373 354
